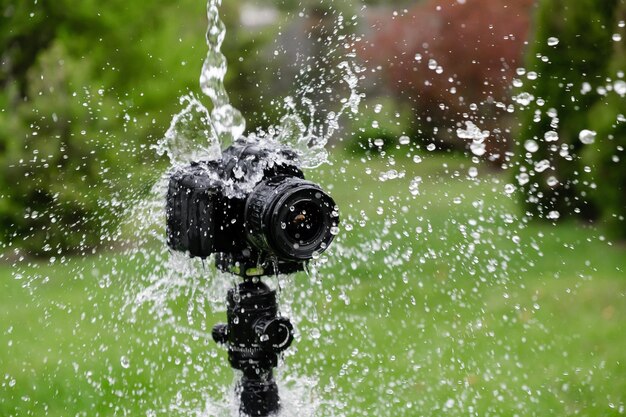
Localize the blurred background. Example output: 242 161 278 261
1 0 624 256
1 1 625 416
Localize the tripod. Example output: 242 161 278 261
212 273 294 416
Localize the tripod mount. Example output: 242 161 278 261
212 262 298 416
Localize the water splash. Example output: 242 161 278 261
123 3 364 416
273 60 363 168
155 94 222 167
160 1 362 171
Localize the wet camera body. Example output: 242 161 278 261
166 138 338 277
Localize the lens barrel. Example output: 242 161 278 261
245 176 338 261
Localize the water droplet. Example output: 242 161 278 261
518 173 530 186
409 177 422 196
470 142 486 157
399 135 410 145
514 92 534 106
120 356 130 369
547 176 559 187
547 210 560 220
579 129 596 145
535 159 551 173
524 139 539 153
614 80 626 97
544 131 559 142
456 121 490 142
547 37 559 46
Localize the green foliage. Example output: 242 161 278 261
581 4 626 239
0 43 129 254
516 0 620 221
347 97 413 153
0 0 272 255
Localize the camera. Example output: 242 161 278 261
166 137 339 277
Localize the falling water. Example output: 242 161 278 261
199 0 246 146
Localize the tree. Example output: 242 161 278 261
360 0 534 159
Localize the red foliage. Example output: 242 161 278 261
360 0 536 158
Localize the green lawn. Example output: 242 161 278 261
1 152 625 417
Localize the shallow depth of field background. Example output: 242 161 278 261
1 1 625 416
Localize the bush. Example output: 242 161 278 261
580 6 626 239
0 0 272 256
515 0 620 222
0 42 150 255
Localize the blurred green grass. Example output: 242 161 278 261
1 152 625 417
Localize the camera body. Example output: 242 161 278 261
166 138 339 277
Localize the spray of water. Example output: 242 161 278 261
126 1 363 415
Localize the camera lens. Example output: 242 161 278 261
284 200 323 243
245 176 338 261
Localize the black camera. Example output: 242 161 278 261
166 138 339 277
